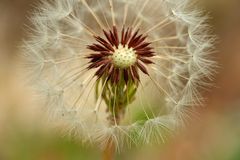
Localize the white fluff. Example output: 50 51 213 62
22 0 217 150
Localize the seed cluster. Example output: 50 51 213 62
86 26 155 84
112 45 137 68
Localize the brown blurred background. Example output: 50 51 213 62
0 0 240 160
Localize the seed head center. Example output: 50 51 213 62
112 44 137 68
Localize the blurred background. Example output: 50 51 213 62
0 0 240 159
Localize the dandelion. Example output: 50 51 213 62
22 0 216 159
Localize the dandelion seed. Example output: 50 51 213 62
22 0 217 157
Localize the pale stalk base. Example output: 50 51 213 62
102 104 125 160
103 141 115 160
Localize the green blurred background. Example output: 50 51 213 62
0 0 240 159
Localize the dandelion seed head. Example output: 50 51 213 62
22 0 217 151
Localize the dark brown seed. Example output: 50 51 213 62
136 50 154 55
138 56 154 64
111 68 116 83
139 52 155 57
123 69 129 84
100 51 112 56
128 35 142 48
108 64 114 75
103 30 114 46
136 47 153 52
134 35 147 47
135 42 151 50
125 28 132 46
95 36 114 52
87 44 108 52
114 68 120 84
106 66 113 81
136 61 149 75
121 27 125 44
86 53 103 59
128 29 140 46
95 63 110 78
129 66 136 82
110 30 118 47
90 57 103 63
88 59 110 69
113 26 119 46
131 66 140 81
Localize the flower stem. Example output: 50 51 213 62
99 76 137 160
103 140 115 160
102 106 123 160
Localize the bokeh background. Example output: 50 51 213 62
0 0 240 159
